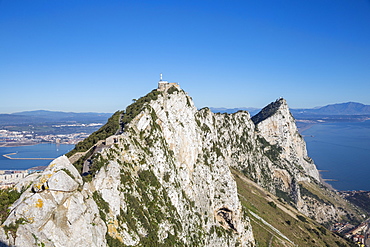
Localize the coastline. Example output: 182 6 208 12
0 143 74 171
2 152 54 160
297 122 318 134
302 124 339 191
318 172 336 191
303 119 370 191
299 122 337 191
0 142 39 147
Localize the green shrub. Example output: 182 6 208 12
90 153 109 176
299 184 327 204
163 172 170 182
138 170 160 188
186 97 192 107
268 201 277 209
61 168 75 180
3 217 27 239
0 189 21 224
66 110 123 158
167 86 179 94
297 215 307 222
92 191 109 222
318 226 327 235
257 136 282 162
275 188 294 205
121 90 162 130
106 233 126 247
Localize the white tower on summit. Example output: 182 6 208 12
157 73 180 91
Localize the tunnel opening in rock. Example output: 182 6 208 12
216 207 236 231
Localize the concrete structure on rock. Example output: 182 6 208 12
158 73 180 91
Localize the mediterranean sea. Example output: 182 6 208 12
0 143 74 170
302 120 370 191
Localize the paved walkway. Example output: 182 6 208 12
248 210 295 246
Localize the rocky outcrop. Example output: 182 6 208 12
0 156 107 247
0 84 363 246
89 87 255 246
252 98 320 181
250 99 365 225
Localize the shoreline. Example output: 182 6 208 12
0 142 40 147
0 142 75 148
297 123 317 134
304 120 370 192
318 170 337 191
297 116 370 134
2 152 54 160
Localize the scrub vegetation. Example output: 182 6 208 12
232 169 356 247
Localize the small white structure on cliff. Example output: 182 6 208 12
158 73 180 91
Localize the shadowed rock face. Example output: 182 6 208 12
216 207 236 231
0 86 357 246
251 98 284 125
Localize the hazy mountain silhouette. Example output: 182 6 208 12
0 110 112 125
291 102 370 115
211 102 370 117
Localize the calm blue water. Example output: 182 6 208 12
0 143 74 170
303 120 370 191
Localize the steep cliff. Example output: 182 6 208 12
252 98 319 181
252 99 364 225
0 84 365 246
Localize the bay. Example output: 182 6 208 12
302 120 370 191
0 143 74 170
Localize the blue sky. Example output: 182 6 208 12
1 0 370 113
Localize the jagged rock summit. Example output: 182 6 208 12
252 98 320 181
0 80 364 246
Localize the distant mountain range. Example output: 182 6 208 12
290 102 370 115
211 102 370 116
0 110 112 126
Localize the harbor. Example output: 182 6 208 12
2 152 54 160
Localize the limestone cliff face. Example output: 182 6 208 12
252 98 320 182
92 87 255 246
0 156 107 247
0 85 359 246
0 87 255 246
251 99 362 224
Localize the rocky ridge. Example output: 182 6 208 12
0 83 366 246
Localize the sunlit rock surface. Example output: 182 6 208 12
1 84 354 246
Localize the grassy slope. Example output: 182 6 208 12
298 181 365 226
232 169 356 247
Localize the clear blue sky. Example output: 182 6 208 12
1 0 370 113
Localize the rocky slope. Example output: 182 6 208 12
0 83 366 246
0 156 107 247
251 99 364 225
